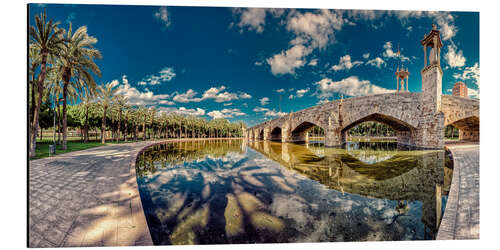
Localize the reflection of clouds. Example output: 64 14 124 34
346 150 395 164
139 142 437 243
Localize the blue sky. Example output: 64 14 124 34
29 4 479 126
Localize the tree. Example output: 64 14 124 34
114 95 128 142
96 82 117 143
29 10 65 157
58 22 101 150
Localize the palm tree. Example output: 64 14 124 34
122 104 131 141
29 10 65 157
136 106 148 140
96 82 117 143
148 107 157 139
114 95 128 142
29 45 41 142
58 22 101 150
80 87 96 143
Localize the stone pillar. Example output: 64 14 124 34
423 45 427 67
281 121 290 143
418 62 444 148
325 128 343 147
263 126 270 140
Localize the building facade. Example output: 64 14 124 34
452 81 468 98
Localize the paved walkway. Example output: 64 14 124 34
437 143 480 240
28 141 159 247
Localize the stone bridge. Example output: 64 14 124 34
246 92 479 149
246 26 479 149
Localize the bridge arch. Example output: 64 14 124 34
447 115 479 141
269 126 282 141
341 113 417 145
290 121 326 143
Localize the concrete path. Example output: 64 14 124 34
28 141 159 247
437 143 480 240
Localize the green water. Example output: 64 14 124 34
136 139 452 245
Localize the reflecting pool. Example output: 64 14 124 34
135 139 453 245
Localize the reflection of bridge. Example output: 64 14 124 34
246 26 479 149
248 140 451 234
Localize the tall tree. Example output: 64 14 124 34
29 10 65 157
114 95 128 142
58 22 101 150
96 82 118 143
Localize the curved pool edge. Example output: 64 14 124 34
437 144 480 240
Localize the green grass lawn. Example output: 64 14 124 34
33 141 109 160
33 136 142 160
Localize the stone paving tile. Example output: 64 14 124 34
437 144 480 240
28 141 159 247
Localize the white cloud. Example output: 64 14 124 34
382 41 409 61
154 7 171 27
296 88 310 98
365 57 386 68
308 59 318 66
253 107 287 117
286 9 345 50
172 89 201 103
138 67 176 86
454 62 480 87
444 44 466 68
266 44 312 76
207 108 246 119
255 61 263 66
223 103 232 106
239 93 252 99
331 55 363 71
363 53 370 59
266 9 346 76
275 88 285 93
388 11 456 41
259 97 270 105
232 8 267 33
159 100 175 105
115 75 171 106
159 107 205 116
172 86 252 103
314 76 393 98
288 94 294 99
468 88 480 99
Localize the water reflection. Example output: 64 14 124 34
136 139 452 245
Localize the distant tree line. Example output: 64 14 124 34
347 121 396 137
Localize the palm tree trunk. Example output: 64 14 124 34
57 104 61 145
29 52 48 157
101 106 107 143
117 110 121 143
142 118 146 140
84 104 89 143
62 78 69 150
134 123 138 141
124 118 128 141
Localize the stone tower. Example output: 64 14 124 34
417 24 444 148
421 24 443 113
